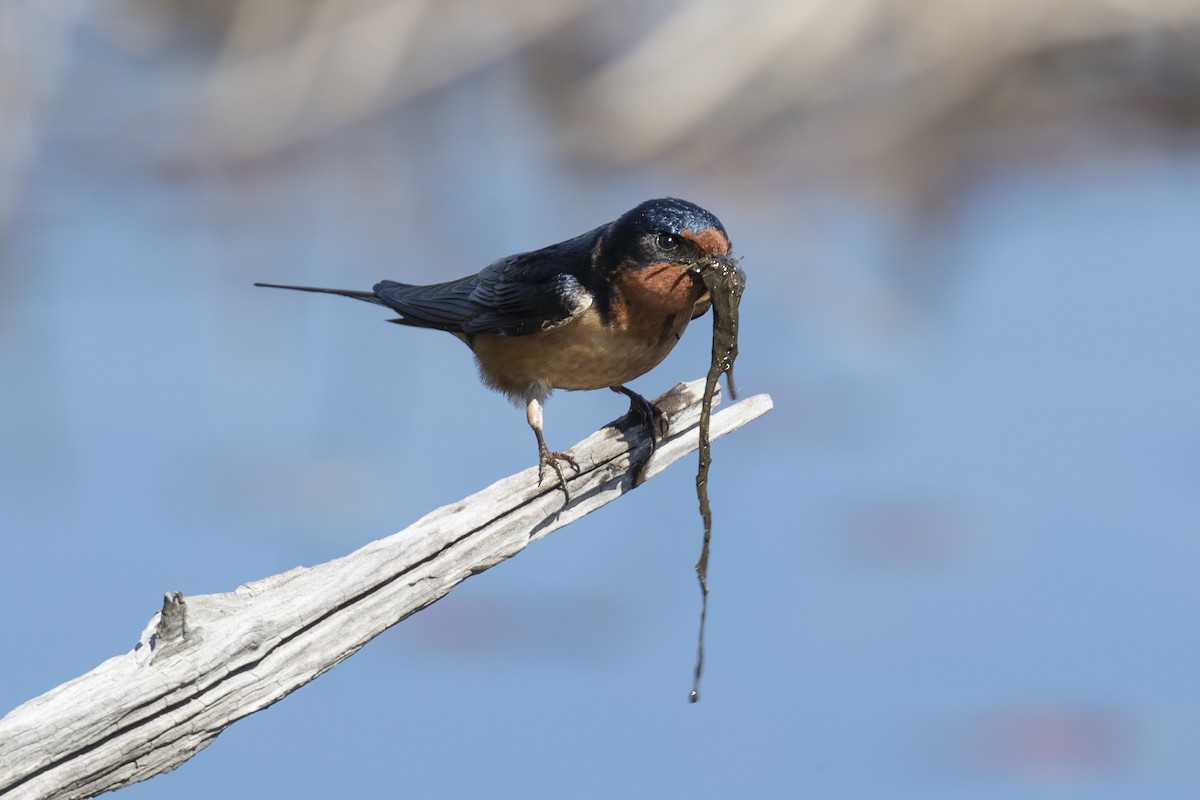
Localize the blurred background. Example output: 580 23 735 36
2 0 1199 797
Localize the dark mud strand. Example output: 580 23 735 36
690 257 746 703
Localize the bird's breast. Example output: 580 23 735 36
470 264 705 399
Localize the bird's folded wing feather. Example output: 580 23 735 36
374 235 598 337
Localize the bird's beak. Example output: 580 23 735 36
693 254 744 282
692 253 741 271
690 254 744 308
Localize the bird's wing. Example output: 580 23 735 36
462 256 594 336
374 232 598 337
373 274 481 332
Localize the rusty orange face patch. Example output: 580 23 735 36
680 227 731 257
615 260 706 318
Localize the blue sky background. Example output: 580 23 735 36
2 5 1199 798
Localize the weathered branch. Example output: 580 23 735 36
0 379 772 800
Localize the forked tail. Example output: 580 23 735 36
254 283 381 304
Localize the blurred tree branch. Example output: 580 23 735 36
4 0 1200 226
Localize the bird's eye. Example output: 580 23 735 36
656 233 680 251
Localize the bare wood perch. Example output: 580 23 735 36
0 378 772 800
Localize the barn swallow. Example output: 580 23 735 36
256 197 735 498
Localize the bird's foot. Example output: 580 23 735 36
538 445 580 502
612 386 669 485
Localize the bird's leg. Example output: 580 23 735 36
611 385 669 484
612 385 669 440
526 396 579 500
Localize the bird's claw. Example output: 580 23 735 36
631 398 670 442
612 386 669 485
538 447 580 501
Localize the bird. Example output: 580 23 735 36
256 197 736 498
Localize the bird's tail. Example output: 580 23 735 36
254 283 381 304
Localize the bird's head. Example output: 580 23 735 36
607 197 732 266
601 198 739 316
